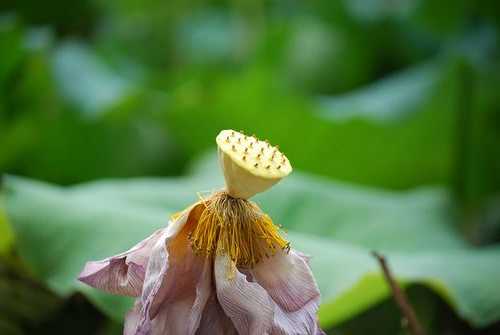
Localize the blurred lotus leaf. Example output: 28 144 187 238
0 21 183 184
317 61 440 121
0 201 13 254
52 41 133 116
166 58 463 190
3 154 500 329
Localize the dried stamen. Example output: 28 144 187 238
188 192 289 268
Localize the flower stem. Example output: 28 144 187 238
372 251 427 335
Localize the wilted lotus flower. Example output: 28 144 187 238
79 129 324 335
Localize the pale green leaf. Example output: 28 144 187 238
4 171 500 328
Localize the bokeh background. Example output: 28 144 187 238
1 0 500 334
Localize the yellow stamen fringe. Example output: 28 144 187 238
188 191 290 268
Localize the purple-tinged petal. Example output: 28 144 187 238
316 327 327 335
148 205 206 319
124 302 142 335
143 260 212 335
270 298 321 335
196 293 238 335
78 228 164 296
251 250 322 335
132 203 211 335
252 250 319 311
214 255 274 335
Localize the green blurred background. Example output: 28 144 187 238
1 0 500 334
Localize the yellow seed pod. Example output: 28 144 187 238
216 129 292 199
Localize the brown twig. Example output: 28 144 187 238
372 251 427 335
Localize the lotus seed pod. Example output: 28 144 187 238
216 129 292 199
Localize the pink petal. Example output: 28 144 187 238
78 228 164 296
124 302 141 335
316 328 327 335
78 204 196 298
251 250 322 335
214 255 274 335
143 260 212 335
132 204 212 335
196 293 238 335
271 299 322 335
